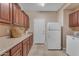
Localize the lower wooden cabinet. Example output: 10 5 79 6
22 34 33 56
1 34 33 56
23 38 29 56
12 48 22 56
10 42 22 56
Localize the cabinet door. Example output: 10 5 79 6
26 15 29 29
12 48 22 56
73 12 78 27
13 4 19 25
11 43 22 56
77 11 79 26
21 11 25 26
0 3 12 23
24 14 29 30
69 13 73 27
69 12 78 27
23 42 28 56
24 14 27 28
23 39 29 56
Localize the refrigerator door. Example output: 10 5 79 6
48 23 61 31
47 31 61 49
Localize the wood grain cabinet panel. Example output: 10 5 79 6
24 14 29 30
77 11 79 26
23 39 29 56
12 48 22 56
20 11 25 26
1 34 33 56
26 15 29 29
0 3 30 28
11 42 22 56
0 3 12 23
73 12 78 27
69 12 78 27
13 4 21 25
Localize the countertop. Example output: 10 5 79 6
0 32 32 56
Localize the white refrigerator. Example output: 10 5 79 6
47 22 61 49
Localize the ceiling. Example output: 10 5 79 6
65 3 79 10
19 3 65 11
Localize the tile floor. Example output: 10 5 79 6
28 44 66 56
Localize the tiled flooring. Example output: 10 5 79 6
28 44 66 56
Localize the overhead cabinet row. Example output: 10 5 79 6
0 3 29 29
69 11 79 27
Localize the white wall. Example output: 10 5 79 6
26 11 58 32
57 3 72 48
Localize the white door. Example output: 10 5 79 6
47 23 61 49
34 19 45 43
47 31 61 49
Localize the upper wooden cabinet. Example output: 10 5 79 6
69 11 78 27
24 13 29 29
0 3 29 28
22 11 29 29
13 4 21 25
0 3 12 23
77 11 79 26
20 11 25 27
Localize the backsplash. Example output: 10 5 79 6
0 23 26 37
71 27 79 31
0 23 11 37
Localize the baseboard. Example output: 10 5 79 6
35 43 44 45
48 49 62 51
62 48 70 56
63 48 66 51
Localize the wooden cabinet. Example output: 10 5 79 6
0 3 12 23
73 12 78 27
10 42 22 56
23 38 29 56
69 11 78 27
22 11 29 29
12 48 22 56
77 11 79 26
26 15 29 29
21 11 26 27
0 3 29 28
1 34 33 56
23 34 33 56
13 4 20 25
29 34 33 51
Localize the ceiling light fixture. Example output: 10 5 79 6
38 3 45 7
